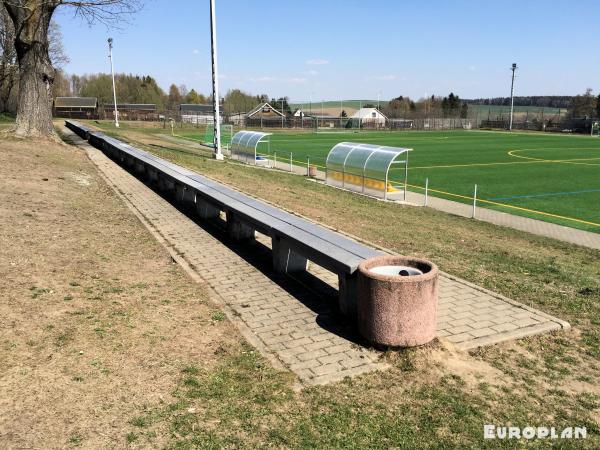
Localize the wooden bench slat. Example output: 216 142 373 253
68 121 381 277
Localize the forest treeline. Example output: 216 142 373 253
467 96 572 108
51 71 273 113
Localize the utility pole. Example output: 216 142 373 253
509 63 517 131
209 0 223 160
107 38 119 128
359 100 362 130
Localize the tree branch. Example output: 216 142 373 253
58 0 141 27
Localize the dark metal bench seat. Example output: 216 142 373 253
66 120 384 317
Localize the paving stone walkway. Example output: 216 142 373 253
65 128 570 387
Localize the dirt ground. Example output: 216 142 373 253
2 124 598 448
0 135 239 448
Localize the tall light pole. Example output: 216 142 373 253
107 38 119 128
209 0 223 160
509 62 517 131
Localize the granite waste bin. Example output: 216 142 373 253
357 255 438 347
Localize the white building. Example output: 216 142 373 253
292 109 306 118
351 108 388 127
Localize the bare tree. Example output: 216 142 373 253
2 6 69 113
178 84 189 99
570 88 596 118
1 0 140 137
0 4 17 112
48 20 69 68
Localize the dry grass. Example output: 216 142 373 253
0 136 239 448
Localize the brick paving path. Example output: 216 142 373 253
65 128 570 387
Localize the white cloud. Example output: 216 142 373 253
248 76 306 84
219 74 238 80
369 75 397 81
249 76 276 82
192 49 200 54
306 59 329 65
306 70 318 76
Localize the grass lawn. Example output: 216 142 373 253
0 113 15 122
110 120 600 233
0 113 15 131
63 120 600 448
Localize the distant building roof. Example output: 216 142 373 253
179 104 213 113
104 104 156 111
351 107 388 120
54 97 98 108
247 102 284 118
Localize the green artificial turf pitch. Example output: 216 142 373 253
172 128 600 233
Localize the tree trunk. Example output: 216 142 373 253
13 41 55 136
3 1 58 138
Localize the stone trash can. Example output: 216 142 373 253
357 255 438 347
308 165 318 178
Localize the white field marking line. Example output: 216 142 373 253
269 135 452 143
489 188 600 202
508 149 600 167
509 146 600 152
386 147 600 171
389 182 600 228
470 129 600 139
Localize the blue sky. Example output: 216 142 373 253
54 0 600 102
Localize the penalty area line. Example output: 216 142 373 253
490 188 600 201
390 183 600 228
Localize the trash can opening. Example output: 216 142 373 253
369 265 423 277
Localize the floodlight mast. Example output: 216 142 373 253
509 63 517 131
108 38 119 128
210 0 223 160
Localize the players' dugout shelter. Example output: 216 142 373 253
326 142 411 200
230 130 272 165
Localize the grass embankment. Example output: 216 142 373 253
72 120 600 448
126 120 600 233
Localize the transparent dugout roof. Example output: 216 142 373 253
325 142 410 181
231 130 272 164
